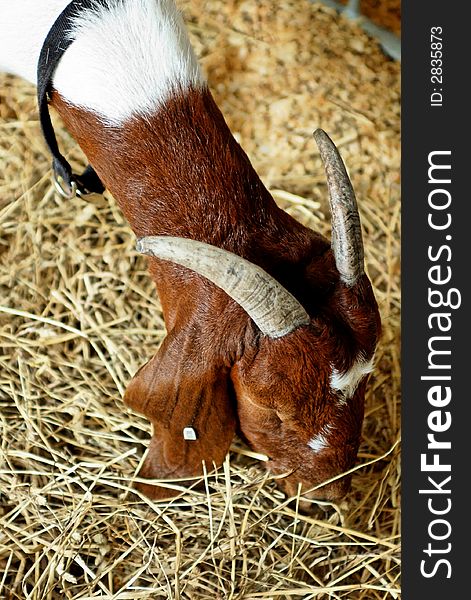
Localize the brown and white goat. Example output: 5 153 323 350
0 0 380 502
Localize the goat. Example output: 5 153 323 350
0 0 381 502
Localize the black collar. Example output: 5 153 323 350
37 0 106 197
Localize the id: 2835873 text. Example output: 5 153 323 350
430 26 443 107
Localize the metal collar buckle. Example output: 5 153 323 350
52 171 97 199
53 171 78 199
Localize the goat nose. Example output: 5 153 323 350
280 474 352 504
305 476 352 502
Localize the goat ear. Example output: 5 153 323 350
124 330 237 499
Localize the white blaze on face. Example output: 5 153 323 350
53 0 205 124
330 355 375 402
308 425 333 453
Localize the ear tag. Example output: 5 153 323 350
183 427 197 441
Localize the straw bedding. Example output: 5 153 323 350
0 1 400 598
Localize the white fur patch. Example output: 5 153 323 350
308 425 333 453
330 355 375 402
52 0 205 124
0 0 71 83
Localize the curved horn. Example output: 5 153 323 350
314 129 364 286
136 236 310 339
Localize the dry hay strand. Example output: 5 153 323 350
0 1 400 598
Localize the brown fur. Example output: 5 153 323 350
51 85 380 501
